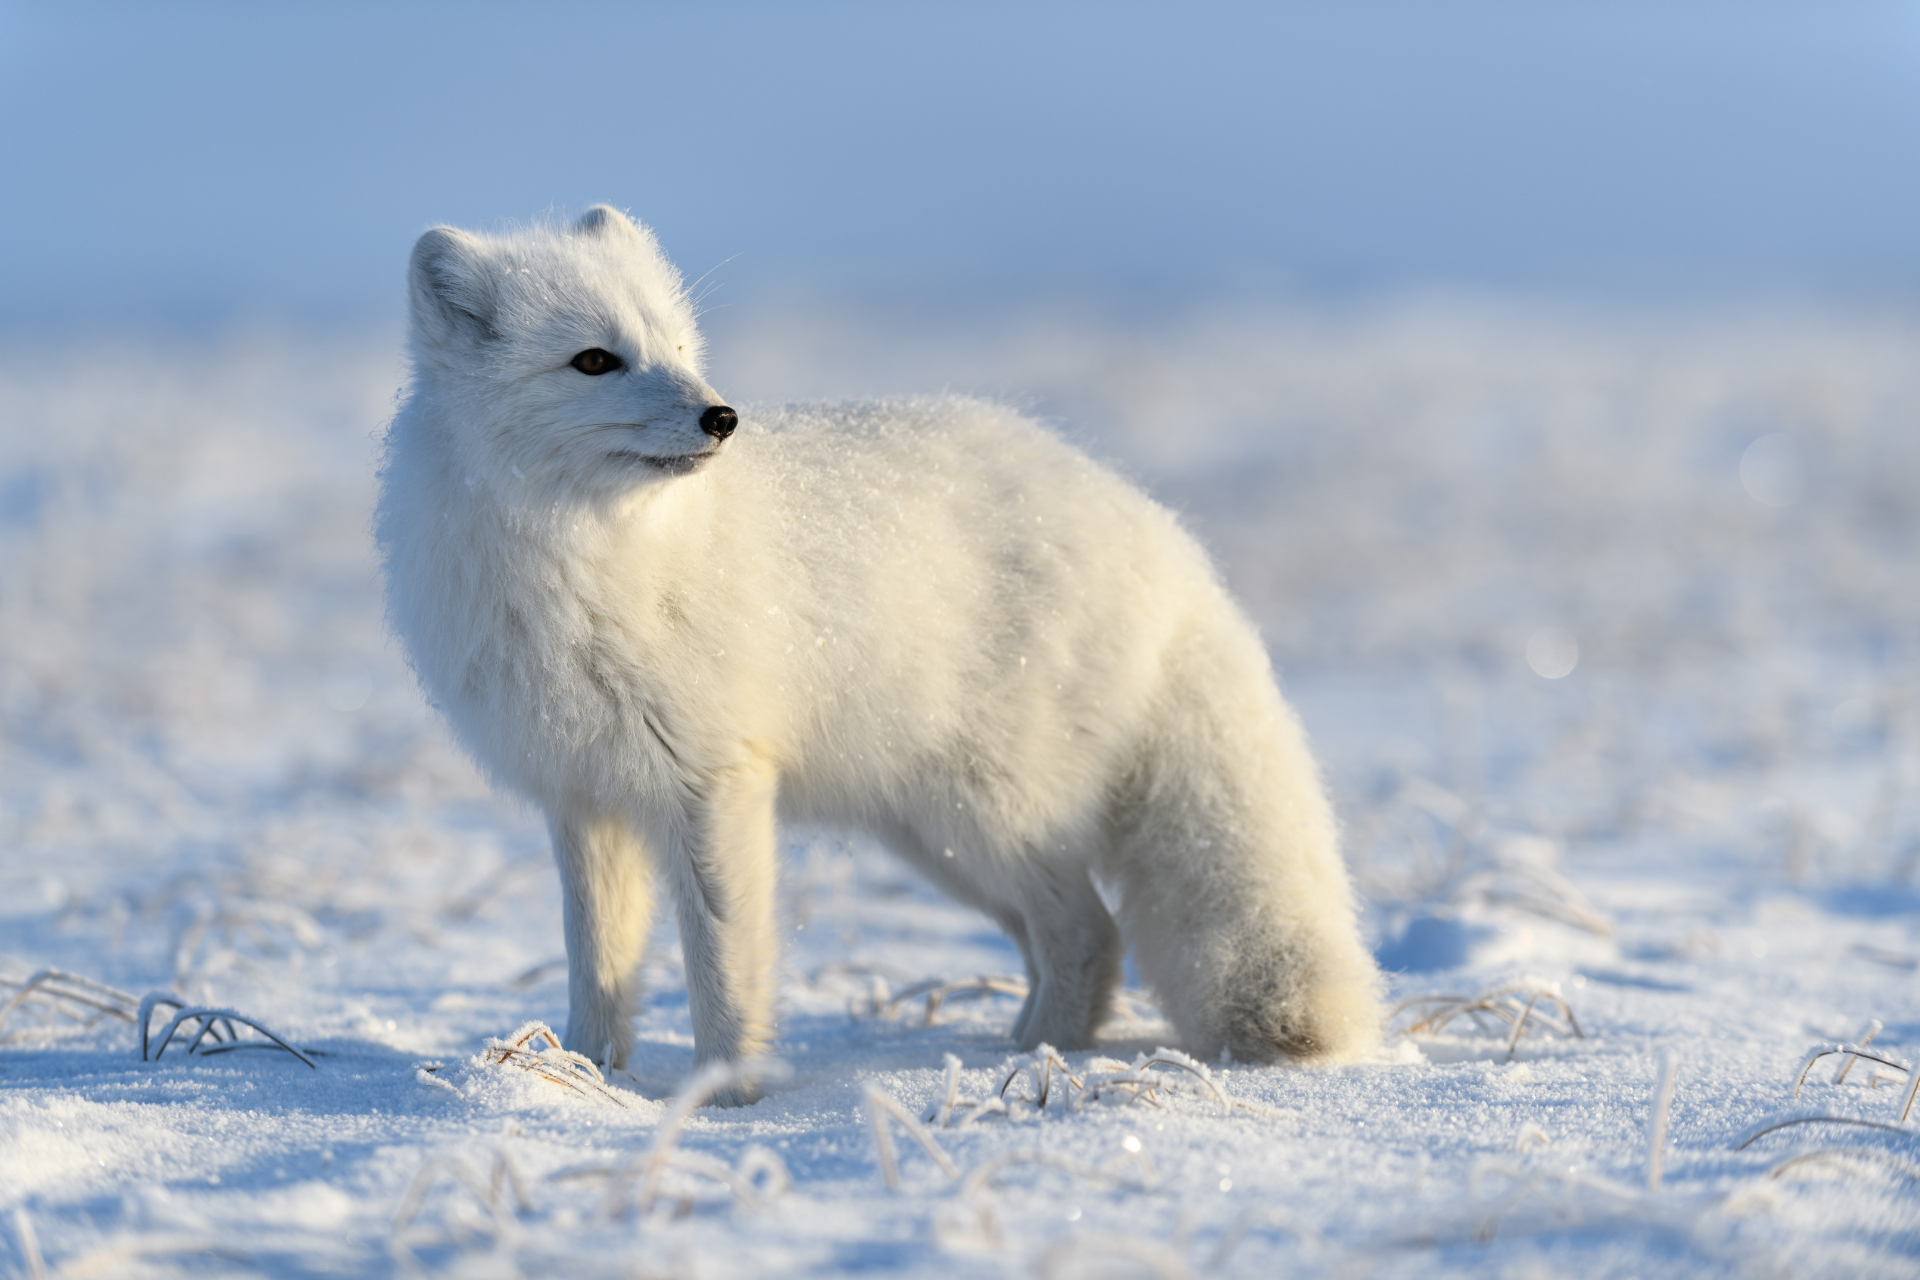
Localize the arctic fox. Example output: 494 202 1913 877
377 207 1383 1095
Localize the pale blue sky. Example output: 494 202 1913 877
3 2 1917 327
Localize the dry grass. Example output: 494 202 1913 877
861 1046 1278 1251
1831 1018 1883 1084
866 1082 962 1190
1785 1037 1920 1123
1734 1113 1912 1150
591 1058 793 1219
1721 1020 1920 1186
1450 859 1614 938
865 974 1031 1026
958 1148 1153 1200
0 968 137 1046
1764 1147 1920 1185
1391 984 1585 1062
1376 1057 1786 1252
1354 782 1614 942
393 1062 790 1272
933 1140 1157 1250
390 1141 530 1273
845 971 1165 1035
170 899 324 991
1727 1021 1920 1198
438 858 543 923
10 1206 253 1280
1429 1030 1920 1253
1645 1049 1678 1191
917 1045 1277 1131
137 993 316 1068
505 958 568 992
1457 1158 1649 1245
473 1021 631 1107
10 1209 44 1280
1201 1207 1323 1273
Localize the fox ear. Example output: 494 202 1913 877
574 205 638 239
409 226 497 347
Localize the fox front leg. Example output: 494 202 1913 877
664 759 780 1105
552 813 655 1071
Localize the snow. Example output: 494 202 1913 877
3 303 1919 1276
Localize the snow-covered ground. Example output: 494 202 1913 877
3 303 1918 1277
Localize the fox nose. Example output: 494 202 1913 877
700 405 737 441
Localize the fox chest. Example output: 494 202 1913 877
494 571 779 741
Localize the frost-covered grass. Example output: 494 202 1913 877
3 302 1918 1276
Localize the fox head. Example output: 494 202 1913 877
404 207 734 497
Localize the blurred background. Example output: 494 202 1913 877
4 1 1920 994
5 1 1919 326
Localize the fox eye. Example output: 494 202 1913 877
569 348 623 376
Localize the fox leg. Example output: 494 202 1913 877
664 759 781 1105
552 811 654 1070
1001 912 1043 1045
1011 864 1123 1052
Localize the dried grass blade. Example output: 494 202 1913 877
878 975 1028 1025
1523 991 1583 1038
147 1006 316 1068
1900 1063 1920 1125
137 993 185 1060
490 1147 531 1214
867 1087 901 1190
1792 1045 1910 1103
1645 1049 1677 1191
958 1148 1141 1199
734 1146 793 1206
391 1155 519 1269
10 1208 45 1280
864 1083 959 1190
1204 1206 1320 1272
1832 1019 1883 1085
481 1022 632 1107
0 969 138 1027
1792 1045 1836 1100
598 1058 787 1219
1767 1147 1920 1183
1390 994 1475 1020
1505 993 1544 1062
1136 1051 1230 1113
1735 1113 1912 1149
925 1053 963 1126
0 969 141 1047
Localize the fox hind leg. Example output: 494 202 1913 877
1009 865 1123 1053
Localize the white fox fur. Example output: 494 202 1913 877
378 207 1383 1097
